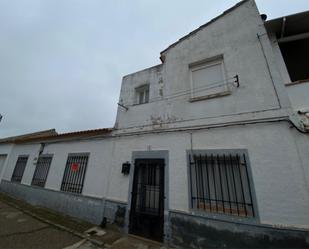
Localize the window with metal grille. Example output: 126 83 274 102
11 156 28 183
188 151 255 217
60 154 89 194
31 155 53 187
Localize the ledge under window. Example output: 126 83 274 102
189 90 231 102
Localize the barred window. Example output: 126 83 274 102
61 154 89 194
188 151 255 217
31 155 53 187
11 156 28 183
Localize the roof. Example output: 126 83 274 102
159 0 250 61
14 128 113 143
0 128 113 144
0 129 57 144
265 11 309 38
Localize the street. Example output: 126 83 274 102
0 200 86 249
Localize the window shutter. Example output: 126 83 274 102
191 61 226 98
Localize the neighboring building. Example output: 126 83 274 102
0 0 309 247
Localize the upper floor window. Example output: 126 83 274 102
11 156 28 183
188 150 255 218
135 84 149 104
189 56 229 101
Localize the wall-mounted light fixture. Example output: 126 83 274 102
121 162 131 175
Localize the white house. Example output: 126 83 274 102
1 0 309 247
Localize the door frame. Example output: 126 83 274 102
126 151 169 242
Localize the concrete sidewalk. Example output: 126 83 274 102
0 193 166 249
0 200 83 249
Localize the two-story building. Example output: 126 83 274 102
0 0 309 247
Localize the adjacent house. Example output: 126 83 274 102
0 0 308 247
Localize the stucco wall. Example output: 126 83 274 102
2 143 41 184
190 123 309 228
116 0 291 132
41 139 115 198
286 82 309 110
0 143 13 181
268 30 309 112
0 0 308 237
1 123 308 230
105 122 309 228
291 130 309 200
1 139 116 199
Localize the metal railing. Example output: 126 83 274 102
11 156 28 183
189 153 254 217
31 156 53 187
60 154 89 194
135 163 162 216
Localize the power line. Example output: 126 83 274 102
150 76 237 101
121 75 238 107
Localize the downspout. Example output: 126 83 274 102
257 33 282 108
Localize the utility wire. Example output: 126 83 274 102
122 75 238 107
150 76 237 101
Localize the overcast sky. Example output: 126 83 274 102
0 0 308 137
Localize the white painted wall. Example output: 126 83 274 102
105 122 309 228
1 0 308 233
0 156 7 179
116 0 291 132
2 144 41 184
191 123 309 228
0 143 13 181
42 139 115 198
268 29 309 112
286 82 309 111
1 139 115 199
1 123 309 229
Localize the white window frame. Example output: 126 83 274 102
135 84 149 105
189 57 230 102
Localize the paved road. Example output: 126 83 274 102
0 200 83 249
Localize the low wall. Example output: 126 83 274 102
0 180 105 224
169 210 309 248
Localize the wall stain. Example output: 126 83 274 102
170 215 309 248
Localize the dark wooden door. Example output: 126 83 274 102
129 159 165 242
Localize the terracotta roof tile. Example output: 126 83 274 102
0 129 57 144
15 128 113 143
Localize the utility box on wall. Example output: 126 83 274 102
121 162 130 175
